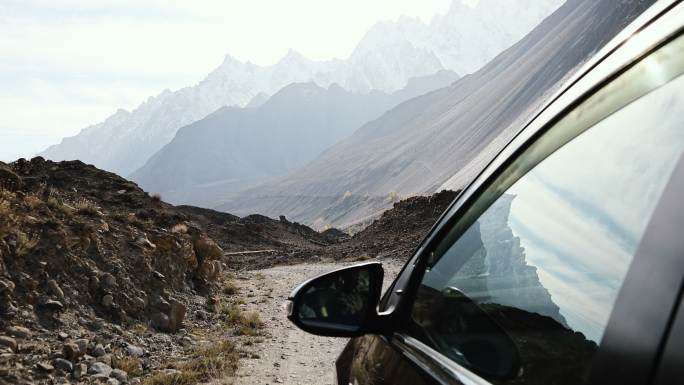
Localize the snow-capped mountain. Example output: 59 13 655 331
40 0 564 177
218 0 654 229
354 0 565 76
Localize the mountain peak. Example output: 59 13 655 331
222 53 238 64
277 49 310 65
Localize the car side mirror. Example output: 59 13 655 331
286 262 384 337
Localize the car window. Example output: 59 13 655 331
407 44 684 384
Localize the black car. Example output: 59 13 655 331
287 2 684 384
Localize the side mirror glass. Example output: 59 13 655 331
287 262 384 337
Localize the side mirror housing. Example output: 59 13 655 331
286 262 384 337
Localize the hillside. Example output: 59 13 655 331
218 0 655 229
0 157 342 383
131 71 459 207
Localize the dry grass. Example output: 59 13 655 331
235 312 263 336
47 196 73 216
194 237 223 261
221 304 263 336
171 223 188 234
141 340 238 385
23 194 43 210
112 355 143 377
142 371 198 385
74 198 100 217
128 215 150 230
384 191 401 203
15 231 38 257
221 280 239 295
0 198 16 240
132 323 149 336
0 195 37 257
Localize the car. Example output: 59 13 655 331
286 1 684 385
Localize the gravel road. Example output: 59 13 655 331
232 259 403 385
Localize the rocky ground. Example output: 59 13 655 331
0 157 457 385
230 259 403 385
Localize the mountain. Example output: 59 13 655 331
358 0 564 76
38 0 563 177
218 0 655 229
130 70 459 207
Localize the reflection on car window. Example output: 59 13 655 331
409 71 684 384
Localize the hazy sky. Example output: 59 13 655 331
0 0 473 161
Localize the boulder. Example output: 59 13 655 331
38 299 64 311
89 276 100 292
75 339 89 355
168 299 187 332
101 273 116 288
63 342 80 360
92 343 106 357
125 344 143 357
88 362 112 376
101 294 114 307
47 279 65 301
7 326 30 339
36 362 54 372
73 363 87 378
151 312 169 331
111 369 128 382
0 336 16 351
53 358 73 373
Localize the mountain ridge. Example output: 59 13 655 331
217 0 655 230
130 70 460 207
38 0 563 177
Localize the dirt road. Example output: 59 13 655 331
232 259 403 385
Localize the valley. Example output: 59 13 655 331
1 1 662 384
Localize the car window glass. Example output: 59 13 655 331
408 71 684 383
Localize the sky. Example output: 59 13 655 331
0 0 473 162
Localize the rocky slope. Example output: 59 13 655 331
131 71 459 207
327 190 459 262
0 157 345 384
219 0 655 229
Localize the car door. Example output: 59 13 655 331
337 7 684 385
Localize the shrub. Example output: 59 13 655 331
15 231 38 257
74 198 100 217
221 280 239 295
171 223 188 234
235 312 263 336
47 196 73 216
141 340 238 385
112 355 143 377
194 237 223 261
220 304 263 336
